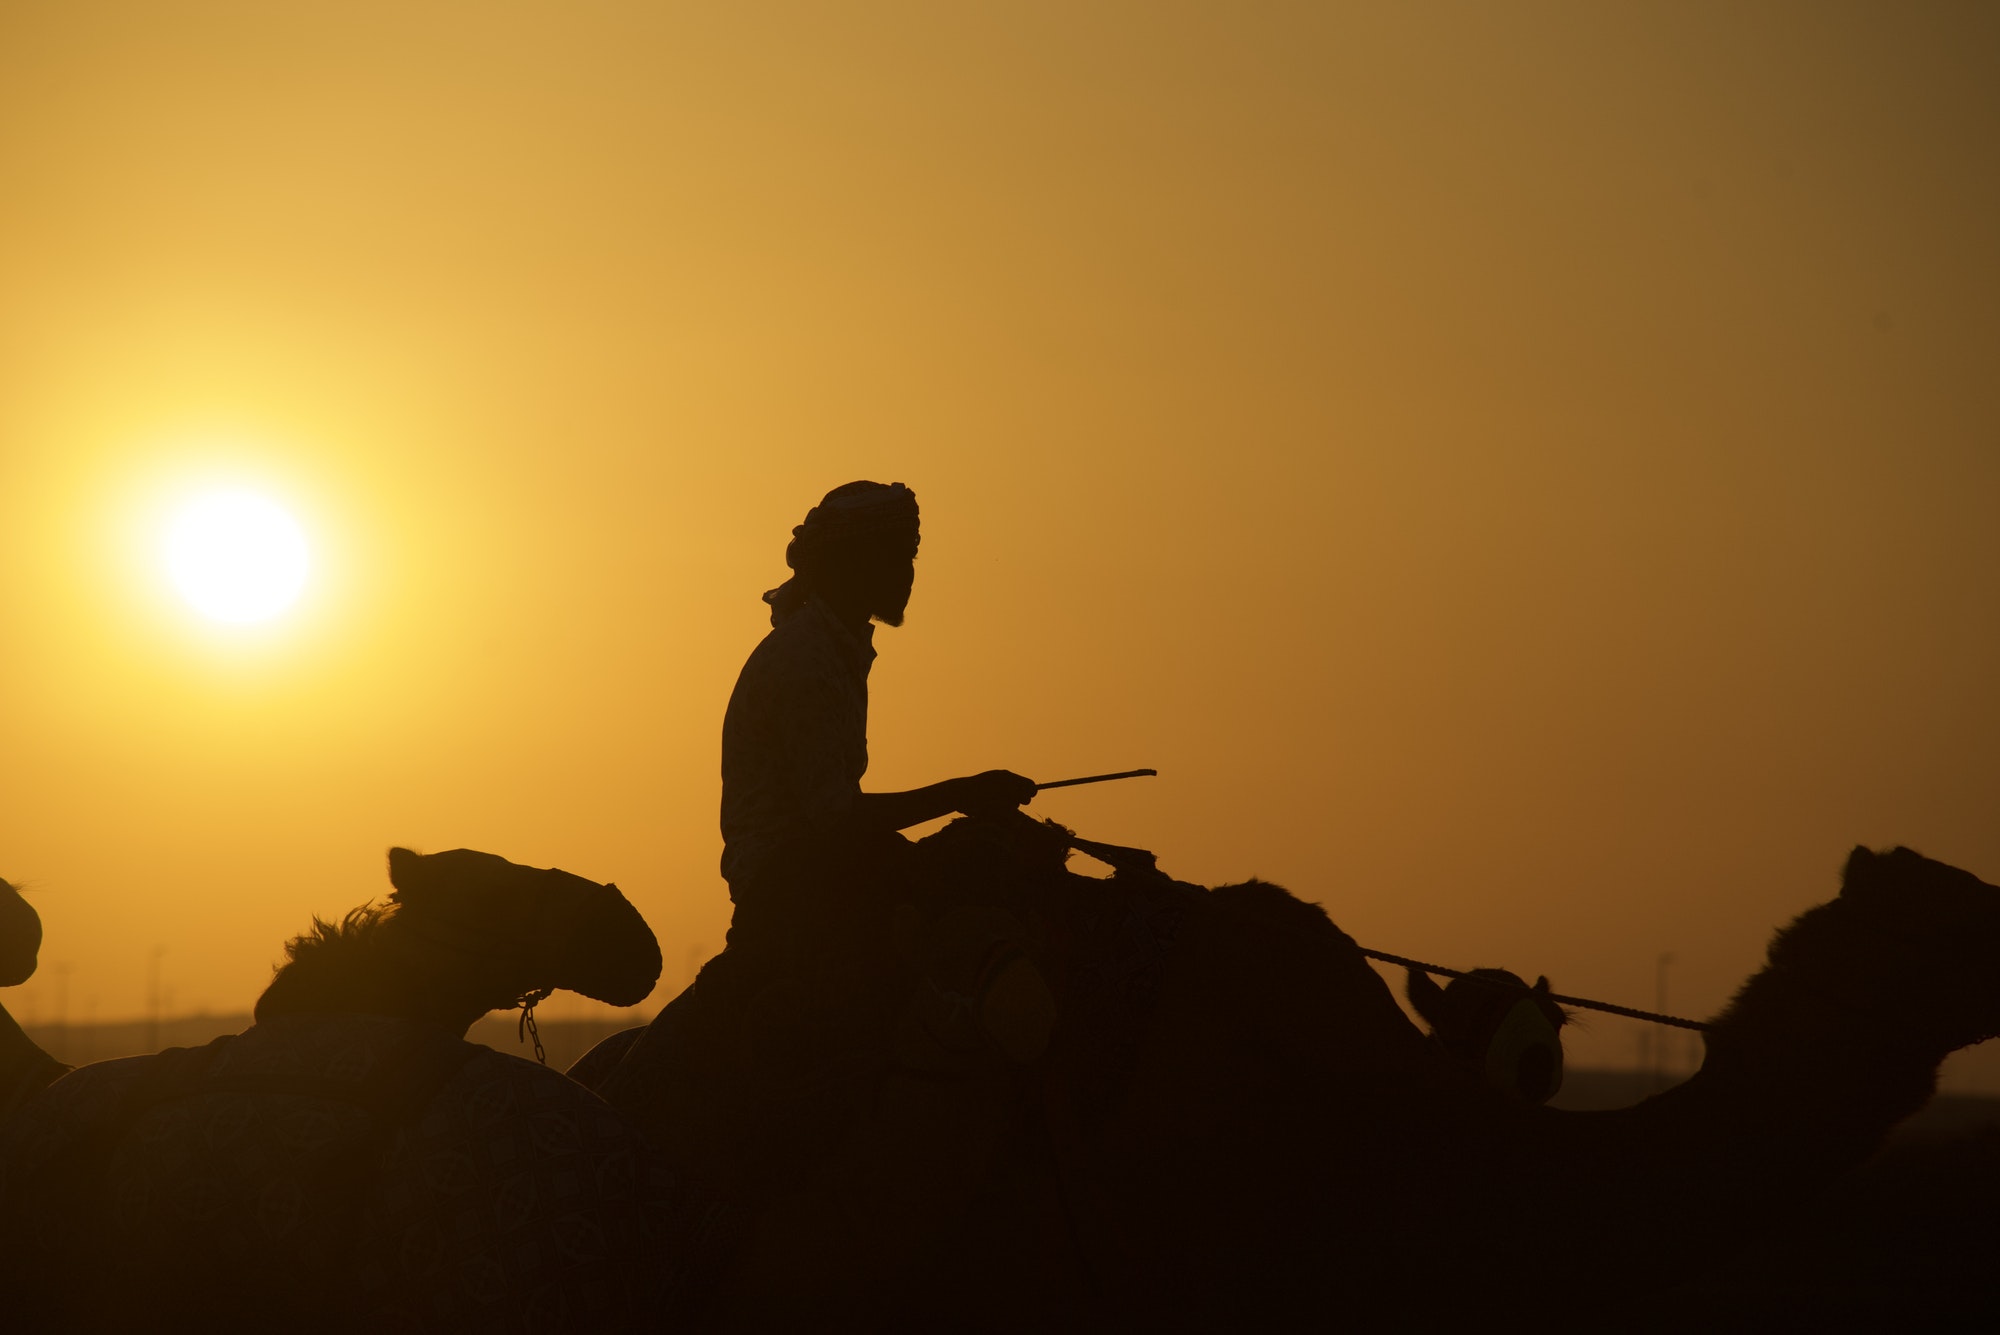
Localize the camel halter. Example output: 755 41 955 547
516 987 553 1064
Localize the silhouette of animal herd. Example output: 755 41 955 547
4 819 1998 1331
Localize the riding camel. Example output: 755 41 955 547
0 848 714 1334
574 816 2000 1331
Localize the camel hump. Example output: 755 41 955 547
1208 879 1347 944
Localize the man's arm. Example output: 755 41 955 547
853 770 1038 832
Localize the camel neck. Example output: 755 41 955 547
0 1001 68 1110
0 1002 44 1064
1672 1020 1946 1162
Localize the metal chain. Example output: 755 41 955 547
517 987 554 1064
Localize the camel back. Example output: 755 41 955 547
0 1013 718 1332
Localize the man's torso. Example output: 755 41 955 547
720 594 875 892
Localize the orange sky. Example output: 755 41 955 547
3 2 1996 1080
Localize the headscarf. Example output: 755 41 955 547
763 480 920 623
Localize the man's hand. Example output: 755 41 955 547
856 770 1038 833
948 769 1038 816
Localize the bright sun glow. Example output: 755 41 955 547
164 491 311 623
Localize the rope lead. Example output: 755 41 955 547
1361 948 1715 1033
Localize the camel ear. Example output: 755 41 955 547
1530 976 1569 1030
386 847 427 897
1839 845 1883 898
1405 966 1447 1027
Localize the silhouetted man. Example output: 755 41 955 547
721 480 1035 942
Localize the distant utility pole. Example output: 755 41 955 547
52 962 71 1056
1653 953 1674 1091
145 946 165 1053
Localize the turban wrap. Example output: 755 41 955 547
763 480 920 623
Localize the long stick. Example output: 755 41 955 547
1036 768 1158 792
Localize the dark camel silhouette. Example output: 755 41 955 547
0 849 728 1334
10 832 1993 1330
573 816 2000 1330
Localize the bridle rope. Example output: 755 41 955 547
1360 947 1715 1033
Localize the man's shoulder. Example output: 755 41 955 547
731 612 842 694
740 613 819 668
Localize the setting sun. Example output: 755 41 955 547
162 490 310 623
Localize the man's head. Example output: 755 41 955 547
769 480 921 626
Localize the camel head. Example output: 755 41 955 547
255 848 662 1035
1407 967 1568 1105
1826 845 2000 1054
0 879 41 988
382 847 663 1009
1710 845 2000 1108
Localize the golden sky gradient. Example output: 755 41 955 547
3 3 1997 1077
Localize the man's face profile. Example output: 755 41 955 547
860 537 918 626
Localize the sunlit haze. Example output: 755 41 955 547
1 3 1995 1087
